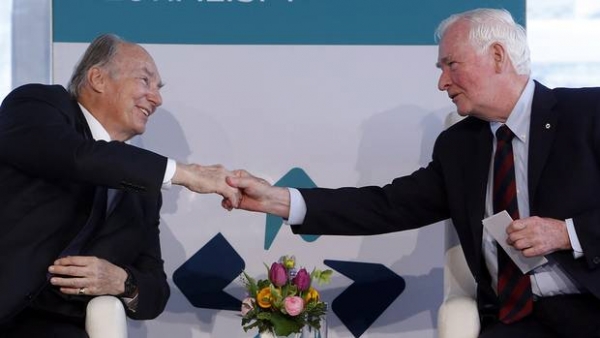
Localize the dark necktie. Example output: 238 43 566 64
58 187 108 258
493 125 533 324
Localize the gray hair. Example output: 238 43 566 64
67 33 129 97
435 8 530 75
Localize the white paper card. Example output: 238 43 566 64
482 210 548 274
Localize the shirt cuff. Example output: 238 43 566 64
286 188 307 225
121 292 139 313
162 159 176 190
565 218 584 259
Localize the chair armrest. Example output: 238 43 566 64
443 245 477 299
85 296 128 338
439 223 479 338
437 296 480 338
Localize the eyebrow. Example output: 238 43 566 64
435 56 451 69
142 66 165 89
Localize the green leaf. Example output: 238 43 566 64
241 271 258 297
257 278 271 289
270 311 303 336
312 269 333 285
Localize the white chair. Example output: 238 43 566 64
437 222 480 338
85 296 128 338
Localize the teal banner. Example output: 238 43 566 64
53 0 525 45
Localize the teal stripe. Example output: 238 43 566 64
53 0 525 45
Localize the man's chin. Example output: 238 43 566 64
134 124 147 136
456 109 470 117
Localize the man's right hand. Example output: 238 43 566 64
224 169 290 218
172 163 241 208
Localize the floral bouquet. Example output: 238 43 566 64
240 255 332 336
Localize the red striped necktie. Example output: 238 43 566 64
493 125 533 324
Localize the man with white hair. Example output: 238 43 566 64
227 8 600 337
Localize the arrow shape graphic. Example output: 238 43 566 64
173 233 244 311
325 260 406 337
264 167 320 249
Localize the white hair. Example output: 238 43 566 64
435 8 530 75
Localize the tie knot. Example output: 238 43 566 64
496 125 514 142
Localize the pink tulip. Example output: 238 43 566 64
269 262 288 287
293 268 310 291
283 296 304 316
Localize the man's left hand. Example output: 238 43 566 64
506 216 572 257
48 256 128 296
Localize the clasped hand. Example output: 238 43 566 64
223 169 291 218
173 163 243 208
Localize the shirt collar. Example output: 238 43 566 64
79 103 112 142
490 77 535 142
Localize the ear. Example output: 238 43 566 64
491 43 507 73
87 66 106 93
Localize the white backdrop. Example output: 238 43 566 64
54 43 452 338
50 1 524 336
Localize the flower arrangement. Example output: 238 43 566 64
240 255 332 336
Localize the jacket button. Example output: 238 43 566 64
26 293 33 300
593 257 600 265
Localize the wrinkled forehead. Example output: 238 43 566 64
437 21 471 60
114 44 161 78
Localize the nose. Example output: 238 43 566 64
437 69 451 92
148 88 163 108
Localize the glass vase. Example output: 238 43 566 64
259 331 302 338
302 323 327 338
303 309 328 338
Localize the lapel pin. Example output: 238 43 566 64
545 123 551 129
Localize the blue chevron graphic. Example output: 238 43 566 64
325 260 406 337
173 233 244 311
264 167 320 249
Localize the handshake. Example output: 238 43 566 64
172 163 290 218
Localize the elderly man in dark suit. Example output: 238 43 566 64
0 33 240 337
226 8 600 338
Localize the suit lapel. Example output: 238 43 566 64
72 99 94 140
72 98 126 217
465 121 494 270
528 81 559 210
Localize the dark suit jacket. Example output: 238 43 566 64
0 84 170 326
291 81 600 316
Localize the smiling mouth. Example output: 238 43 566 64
140 108 150 117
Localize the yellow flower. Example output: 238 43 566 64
257 287 273 308
282 255 296 269
303 287 320 304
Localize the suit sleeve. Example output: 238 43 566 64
122 194 170 320
291 142 451 236
0 84 167 193
124 235 170 320
571 93 600 270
